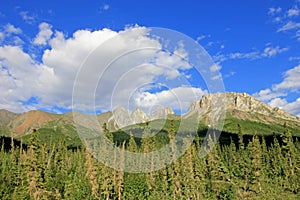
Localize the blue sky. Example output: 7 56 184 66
0 0 300 116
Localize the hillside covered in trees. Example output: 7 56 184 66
1 121 300 200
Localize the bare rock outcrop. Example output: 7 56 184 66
186 92 299 124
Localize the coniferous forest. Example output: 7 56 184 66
1 122 300 200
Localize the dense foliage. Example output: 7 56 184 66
1 123 300 200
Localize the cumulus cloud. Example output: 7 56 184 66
4 23 22 34
33 22 53 45
253 88 286 101
269 97 300 116
272 65 300 91
133 86 207 113
1 24 212 113
253 65 300 116
0 45 55 112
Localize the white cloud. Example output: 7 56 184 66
287 6 300 17
253 65 300 116
0 32 4 41
215 45 288 63
272 65 300 91
103 4 110 10
154 50 191 71
133 86 207 113
277 21 300 32
0 45 55 112
273 17 282 23
12 36 24 46
253 88 286 101
210 63 222 72
4 23 22 34
297 30 300 40
33 22 53 45
211 74 222 81
223 71 236 79
269 97 300 116
19 11 35 24
196 34 210 42
289 56 300 61
269 97 288 108
229 51 260 60
268 7 282 15
262 46 289 57
1 24 205 113
269 2 300 41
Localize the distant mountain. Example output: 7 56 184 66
185 92 300 134
110 105 175 129
10 110 59 135
0 92 299 141
0 109 17 126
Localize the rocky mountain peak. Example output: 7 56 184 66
187 92 299 123
111 106 174 128
112 105 132 128
131 108 147 124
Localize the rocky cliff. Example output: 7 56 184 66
186 92 299 124
110 105 174 128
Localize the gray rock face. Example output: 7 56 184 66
131 108 147 124
111 105 174 128
187 92 299 122
112 105 133 129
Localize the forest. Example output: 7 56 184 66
0 121 300 200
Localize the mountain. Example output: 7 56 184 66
0 109 17 126
186 92 300 134
0 92 299 143
10 110 59 136
188 92 299 122
111 105 175 129
131 108 147 124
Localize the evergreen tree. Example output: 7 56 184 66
103 123 113 142
237 124 244 150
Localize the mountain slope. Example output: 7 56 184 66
0 92 299 143
186 92 300 135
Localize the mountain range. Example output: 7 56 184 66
0 92 299 145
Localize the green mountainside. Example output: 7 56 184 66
0 92 299 147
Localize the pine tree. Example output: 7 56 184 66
247 135 263 194
281 123 298 193
85 150 100 199
103 123 113 142
237 124 244 150
25 129 48 199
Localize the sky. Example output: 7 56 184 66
0 0 300 116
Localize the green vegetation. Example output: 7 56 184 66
223 114 300 136
0 121 300 199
